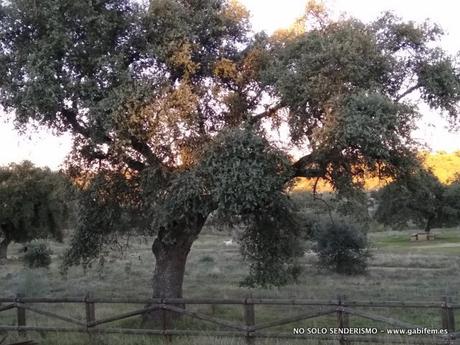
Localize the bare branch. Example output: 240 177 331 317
395 83 421 102
61 108 90 137
248 104 284 125
129 137 163 167
292 156 336 224
312 177 336 225
124 157 147 172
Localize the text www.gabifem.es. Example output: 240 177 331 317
292 327 449 336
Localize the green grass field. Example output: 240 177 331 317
372 229 460 255
1 226 459 344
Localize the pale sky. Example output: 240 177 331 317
1 0 460 170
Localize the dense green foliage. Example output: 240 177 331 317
145 128 293 234
443 177 460 224
375 169 460 231
0 161 72 259
290 189 371 234
238 196 303 288
63 171 142 268
199 129 293 221
1 0 459 289
24 241 53 268
313 221 370 274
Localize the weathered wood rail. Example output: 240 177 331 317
0 295 458 344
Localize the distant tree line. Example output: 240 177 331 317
374 169 460 233
0 161 74 259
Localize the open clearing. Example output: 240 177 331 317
0 226 459 344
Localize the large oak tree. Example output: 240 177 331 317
1 0 459 314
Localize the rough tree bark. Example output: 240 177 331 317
424 216 434 233
142 213 207 325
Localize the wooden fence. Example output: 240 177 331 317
0 294 458 344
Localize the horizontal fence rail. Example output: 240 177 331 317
0 294 457 345
1 297 456 307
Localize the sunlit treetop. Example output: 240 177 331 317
1 1 458 177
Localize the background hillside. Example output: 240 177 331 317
293 151 460 192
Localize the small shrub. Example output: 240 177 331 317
199 255 215 263
24 241 53 268
313 221 370 275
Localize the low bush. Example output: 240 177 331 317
24 241 53 268
199 255 215 263
313 220 370 274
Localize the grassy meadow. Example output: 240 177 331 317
1 226 459 344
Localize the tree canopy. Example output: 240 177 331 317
375 169 445 232
443 176 460 225
0 161 71 259
375 168 460 232
1 0 459 291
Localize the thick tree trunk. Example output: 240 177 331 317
142 214 207 325
142 238 194 326
149 238 192 319
151 238 190 299
0 238 10 260
424 216 434 233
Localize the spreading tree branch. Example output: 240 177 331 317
291 153 326 178
248 103 284 125
395 83 421 102
61 108 165 173
129 136 165 169
312 178 336 225
61 108 90 138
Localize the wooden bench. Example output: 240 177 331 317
410 232 435 241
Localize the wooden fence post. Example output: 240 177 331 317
161 300 172 345
16 293 26 337
244 295 255 345
210 303 216 316
337 295 349 345
441 296 455 333
85 292 96 328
